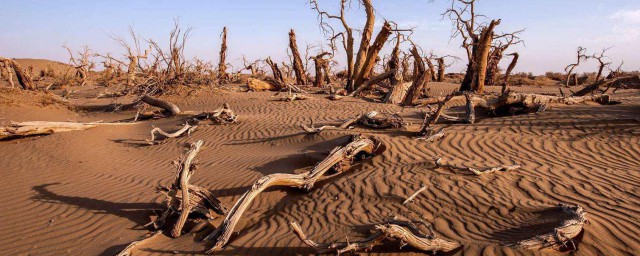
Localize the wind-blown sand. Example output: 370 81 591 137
0 83 638 256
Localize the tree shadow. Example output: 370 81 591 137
31 183 161 228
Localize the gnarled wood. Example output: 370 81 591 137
0 121 137 140
115 231 163 256
510 204 587 251
205 135 385 253
291 215 460 254
403 185 427 204
0 57 36 90
289 29 308 85
141 95 181 116
148 123 196 143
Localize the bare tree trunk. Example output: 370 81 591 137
437 58 445 82
485 47 503 86
353 22 392 89
1 63 15 88
351 0 375 87
217 27 228 82
501 52 519 94
472 20 499 93
0 58 36 90
265 57 285 89
289 29 308 85
426 58 437 81
402 46 428 106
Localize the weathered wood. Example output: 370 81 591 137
403 185 427 204
0 58 36 90
115 231 163 256
0 121 137 140
247 78 276 91
152 140 228 238
510 204 587 251
291 215 460 254
340 111 404 130
353 21 393 88
572 75 640 96
148 123 196 143
217 27 228 82
384 82 412 104
205 135 385 253
435 158 521 175
402 46 429 106
417 95 454 138
141 95 181 116
300 119 337 134
289 29 308 85
349 69 395 97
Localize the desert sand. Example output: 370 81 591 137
0 80 638 256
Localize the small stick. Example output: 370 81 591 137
403 185 427 204
115 231 163 256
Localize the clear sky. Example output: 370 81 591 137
1 0 639 74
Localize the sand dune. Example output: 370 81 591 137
0 83 638 256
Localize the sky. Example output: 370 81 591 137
1 0 639 75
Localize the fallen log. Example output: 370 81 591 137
572 75 640 96
204 135 386 253
151 140 228 237
0 121 138 140
115 231 163 256
435 158 521 175
290 215 460 254
148 122 196 143
415 95 454 140
247 78 275 91
141 94 181 116
510 204 587 251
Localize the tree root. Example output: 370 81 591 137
204 135 386 253
150 140 228 237
115 231 163 256
435 158 521 175
290 215 460 254
510 204 587 252
148 122 196 144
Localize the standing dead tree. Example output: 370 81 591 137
107 27 150 88
0 61 15 88
289 29 308 85
217 27 229 83
564 46 588 87
591 47 612 83
402 45 430 106
147 20 192 84
310 52 332 87
0 58 36 90
485 33 523 86
265 57 286 89
501 52 519 94
310 0 393 92
63 45 92 86
445 0 520 93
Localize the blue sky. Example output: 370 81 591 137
1 0 639 74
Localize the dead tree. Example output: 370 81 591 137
310 0 393 92
310 52 331 87
205 135 386 253
147 20 192 83
217 27 229 82
564 46 588 87
0 61 15 88
0 58 36 90
289 29 308 85
501 52 519 94
240 56 260 76
485 33 522 86
445 0 520 93
402 45 429 106
108 27 150 87
384 33 411 103
63 45 92 86
591 47 612 83
425 54 437 81
265 57 286 89
510 204 587 252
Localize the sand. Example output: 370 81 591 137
0 83 638 256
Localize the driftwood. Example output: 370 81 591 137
414 127 446 142
148 122 196 143
247 78 276 91
115 231 163 256
141 95 181 116
290 215 460 254
340 111 404 130
435 158 521 175
403 185 427 204
0 57 36 90
278 87 310 102
204 135 386 253
300 119 338 134
510 204 587 251
416 95 454 140
326 94 344 100
152 140 228 237
0 121 138 140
